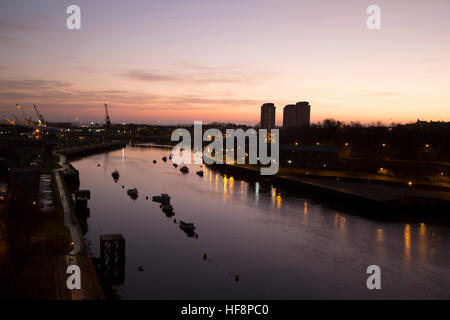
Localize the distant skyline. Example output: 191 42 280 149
0 0 449 125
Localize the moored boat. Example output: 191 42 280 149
152 193 171 204
161 203 173 213
127 188 139 199
111 170 120 180
180 166 189 173
179 221 196 231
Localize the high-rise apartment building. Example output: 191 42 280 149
260 103 276 129
283 101 311 128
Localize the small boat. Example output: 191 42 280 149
161 204 173 213
173 163 178 168
111 170 120 179
180 166 189 173
162 156 167 162
138 266 144 272
179 221 196 232
153 160 157 164
152 193 170 204
196 170 204 177
127 188 139 199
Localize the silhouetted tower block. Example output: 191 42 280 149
260 103 276 129
295 101 310 127
283 104 296 129
100 234 126 285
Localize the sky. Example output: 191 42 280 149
0 0 449 125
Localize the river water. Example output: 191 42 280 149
72 145 450 299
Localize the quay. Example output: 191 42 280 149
57 141 126 160
54 168 104 299
207 163 450 220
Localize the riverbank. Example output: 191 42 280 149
56 141 127 160
53 169 104 299
0 140 111 299
69 145 450 299
207 163 450 222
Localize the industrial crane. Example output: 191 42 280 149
104 103 111 128
12 115 25 126
33 104 46 126
16 104 34 126
2 116 14 125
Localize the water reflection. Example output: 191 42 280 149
404 224 411 265
418 223 427 264
377 228 384 240
72 146 450 299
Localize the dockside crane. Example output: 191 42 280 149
2 116 14 125
16 104 34 125
104 103 111 128
33 104 46 126
12 115 25 126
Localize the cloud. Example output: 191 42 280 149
0 19 53 35
174 61 239 71
121 69 258 85
0 79 71 90
0 77 261 117
121 70 180 82
360 91 399 97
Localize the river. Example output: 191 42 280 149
72 145 450 299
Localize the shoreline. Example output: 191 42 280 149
206 162 450 223
57 141 127 160
53 168 104 300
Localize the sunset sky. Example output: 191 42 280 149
0 0 449 125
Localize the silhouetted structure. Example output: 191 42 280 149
260 103 276 129
99 234 126 286
283 101 311 128
283 104 297 128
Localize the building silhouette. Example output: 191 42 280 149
260 103 276 129
283 101 311 128
283 104 297 129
